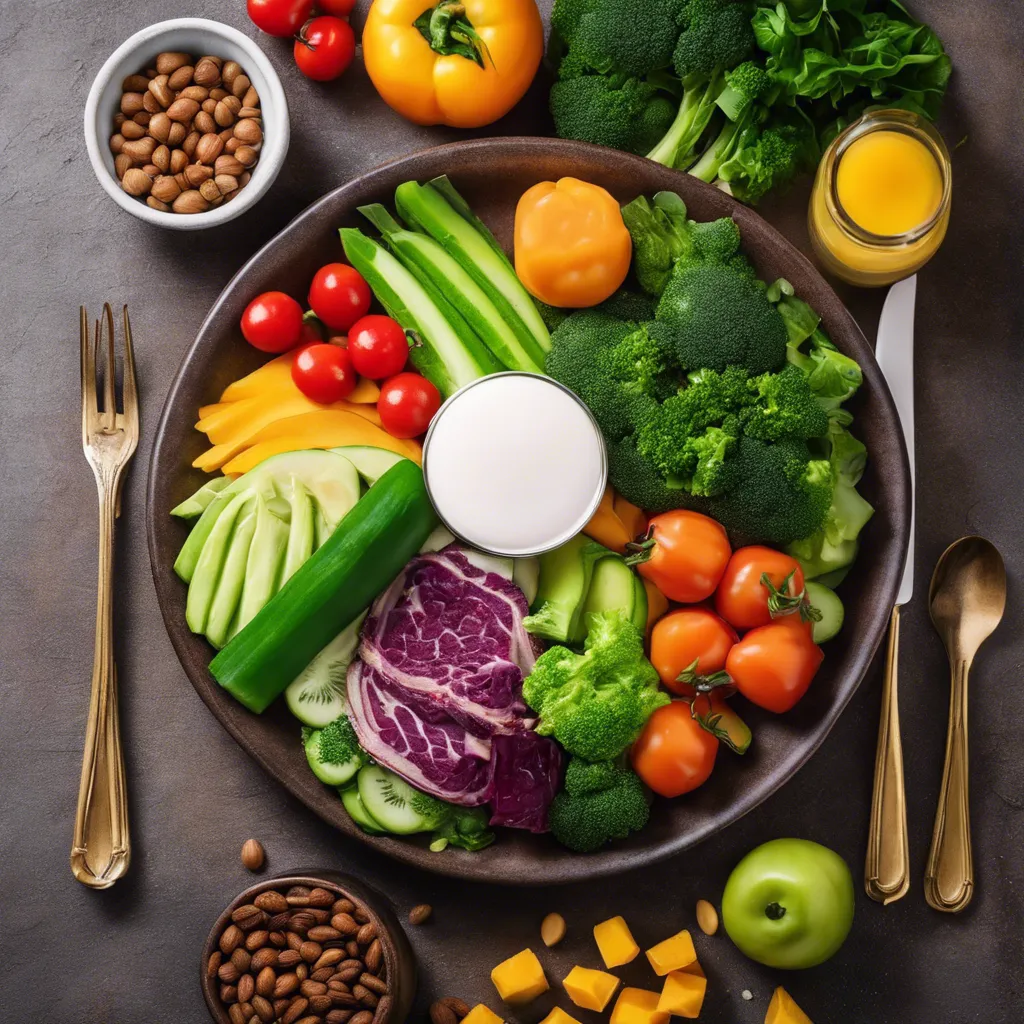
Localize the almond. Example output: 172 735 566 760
120 120 145 140
147 111 171 143
122 73 150 92
152 145 171 172
243 85 260 108
540 912 566 947
109 133 125 155
251 995 275 1023
696 898 719 936
147 74 174 108
255 890 289 914
166 96 199 123
173 188 210 214
233 118 262 145
179 84 211 102
169 148 189 173
194 56 223 87
156 51 191 74
222 60 243 87
195 132 224 164
231 73 252 99
168 64 195 90
120 92 145 116
194 111 216 135
199 178 223 203
430 1002 458 1024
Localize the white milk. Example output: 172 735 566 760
422 373 607 556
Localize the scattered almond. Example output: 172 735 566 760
540 911 566 947
696 899 719 936
408 903 433 926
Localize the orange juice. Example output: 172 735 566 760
809 110 951 286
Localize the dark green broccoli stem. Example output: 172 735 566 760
646 75 723 169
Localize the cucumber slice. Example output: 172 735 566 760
186 489 252 635
234 496 289 637
357 765 441 835
340 784 388 835
285 613 366 727
513 556 540 605
304 728 362 786
170 475 232 519
283 481 316 584
631 571 649 633
330 445 408 486
805 582 845 643
524 535 612 642
460 548 514 580
206 499 258 649
420 525 456 553
580 556 638 638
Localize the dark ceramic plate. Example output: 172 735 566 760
148 137 909 885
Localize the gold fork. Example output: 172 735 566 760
72 304 139 889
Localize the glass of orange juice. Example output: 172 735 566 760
808 109 952 287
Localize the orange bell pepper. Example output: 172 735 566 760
583 486 631 552
514 177 633 308
362 0 543 128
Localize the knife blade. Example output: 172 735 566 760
875 274 916 606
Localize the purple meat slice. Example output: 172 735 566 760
347 660 493 806
488 732 563 833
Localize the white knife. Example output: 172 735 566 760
864 273 916 904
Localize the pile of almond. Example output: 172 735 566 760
110 51 263 215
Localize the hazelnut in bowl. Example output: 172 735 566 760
84 18 289 229
201 872 416 1024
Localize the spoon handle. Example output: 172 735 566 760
865 604 910 903
925 658 973 912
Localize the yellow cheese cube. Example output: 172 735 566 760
462 1006 504 1024
610 987 670 1024
766 987 813 1024
645 929 697 976
539 1008 584 1024
594 916 640 968
657 970 707 1019
490 948 549 1005
563 965 621 1012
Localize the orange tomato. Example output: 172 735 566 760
725 617 824 713
630 510 731 603
514 177 632 308
650 607 738 695
631 702 719 798
715 546 808 630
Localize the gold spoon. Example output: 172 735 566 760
925 536 1006 912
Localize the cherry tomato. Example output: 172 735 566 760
725 617 824 713
715 546 809 631
632 702 718 798
630 510 731 603
247 0 314 36
308 262 371 332
294 16 356 82
291 343 357 404
650 608 738 695
378 373 441 439
240 291 305 353
317 0 356 14
347 315 409 379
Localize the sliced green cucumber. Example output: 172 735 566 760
282 480 316 584
805 582 845 643
186 490 252 635
631 571 649 633
357 765 438 835
420 525 456 553
234 496 289 638
330 445 408 486
206 499 258 649
285 613 366 727
513 556 540 605
580 555 640 639
304 728 362 786
340 784 388 835
170 475 232 519
524 535 612 642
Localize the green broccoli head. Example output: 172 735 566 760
607 435 696 514
620 192 694 297
549 757 650 853
741 364 830 441
717 60 772 121
570 0 688 77
315 716 363 766
428 805 496 853
681 421 740 496
674 0 754 81
522 611 669 762
603 322 679 402
656 261 789 374
716 118 818 204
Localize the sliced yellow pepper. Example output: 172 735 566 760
363 0 543 128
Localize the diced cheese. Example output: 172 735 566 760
539 1008 584 1024
594 916 640 968
610 987 670 1024
563 965 621 1012
490 948 550 1004
765 987 813 1024
657 970 707 1019
645 929 697 976
462 1006 504 1024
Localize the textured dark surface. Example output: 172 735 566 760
0 1 1021 1022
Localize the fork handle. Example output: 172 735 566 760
71 480 130 889
925 658 972 912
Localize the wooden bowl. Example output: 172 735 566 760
149 137 910 885
200 872 416 1024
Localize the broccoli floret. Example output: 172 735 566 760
550 0 595 46
571 0 687 78
427 804 495 853
522 611 669 762
707 436 834 545
682 421 740 496
656 262 789 373
315 716 364 766
716 119 817 204
620 192 694 296
788 325 863 410
549 758 650 853
607 435 695 514
742 364 830 441
604 322 678 401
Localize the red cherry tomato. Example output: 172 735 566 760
632 702 718 798
294 16 356 82
715 546 809 631
240 291 305 353
247 0 314 36
347 316 409 379
291 343 357 404
631 510 731 603
317 0 356 14
308 262 371 332
649 607 738 696
725 616 824 713
378 373 441 439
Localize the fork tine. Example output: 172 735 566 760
121 305 139 431
101 303 117 431
80 306 97 443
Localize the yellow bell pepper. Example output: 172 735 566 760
363 0 543 128
765 987 813 1024
514 177 632 308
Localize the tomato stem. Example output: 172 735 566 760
624 528 656 566
765 901 787 920
761 570 822 623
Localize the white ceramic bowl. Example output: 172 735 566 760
84 18 289 230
